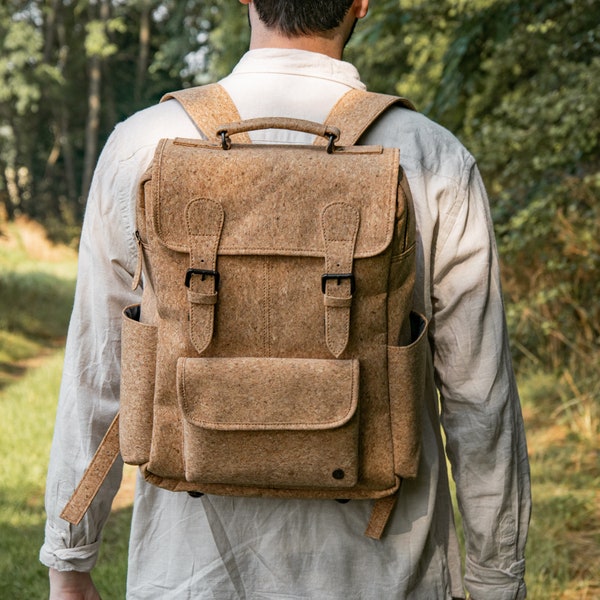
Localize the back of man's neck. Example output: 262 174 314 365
249 36 343 60
248 15 346 60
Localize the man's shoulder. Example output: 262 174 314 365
362 104 475 182
106 99 200 163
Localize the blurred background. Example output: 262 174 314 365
0 1 598 597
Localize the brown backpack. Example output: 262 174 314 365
62 84 428 539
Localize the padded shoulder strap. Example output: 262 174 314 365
317 89 416 147
161 83 252 144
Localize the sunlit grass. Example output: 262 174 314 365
0 219 129 598
0 351 64 598
519 370 600 599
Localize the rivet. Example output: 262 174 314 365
332 469 345 480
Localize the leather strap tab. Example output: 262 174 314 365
321 202 359 358
60 414 121 525
187 290 218 305
364 492 399 539
161 83 252 144
186 199 225 354
323 295 353 309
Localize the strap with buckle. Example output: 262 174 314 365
320 202 360 357
185 199 225 353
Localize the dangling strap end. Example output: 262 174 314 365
364 492 399 539
60 414 121 525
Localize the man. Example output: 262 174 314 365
42 1 531 598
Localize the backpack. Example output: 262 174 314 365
61 84 429 539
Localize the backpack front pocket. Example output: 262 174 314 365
176 356 360 489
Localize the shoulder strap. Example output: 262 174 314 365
161 83 252 144
316 89 416 147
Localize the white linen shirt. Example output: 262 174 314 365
41 49 531 600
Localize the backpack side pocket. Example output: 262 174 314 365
120 304 157 465
387 312 428 478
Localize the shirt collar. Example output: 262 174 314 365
230 48 366 90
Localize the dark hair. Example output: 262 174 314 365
253 0 355 36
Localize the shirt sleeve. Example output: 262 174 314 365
430 163 531 600
40 123 144 572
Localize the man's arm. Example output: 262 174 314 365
49 569 101 600
40 123 143 575
431 163 531 600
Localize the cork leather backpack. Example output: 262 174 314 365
62 84 429 539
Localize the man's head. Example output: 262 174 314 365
252 0 355 37
239 0 369 59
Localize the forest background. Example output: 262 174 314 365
0 0 598 598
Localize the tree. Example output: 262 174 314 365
354 0 599 396
0 1 63 221
0 0 222 233
81 0 117 202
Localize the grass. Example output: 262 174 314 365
518 370 600 599
0 348 132 599
1 218 598 598
0 219 130 598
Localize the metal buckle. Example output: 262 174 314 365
321 273 356 295
326 133 337 154
220 131 231 150
185 268 220 289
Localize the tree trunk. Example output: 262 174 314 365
0 167 15 222
135 0 152 105
80 0 110 203
60 110 78 208
43 0 61 62
81 54 101 203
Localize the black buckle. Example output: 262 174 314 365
321 273 355 295
185 268 220 289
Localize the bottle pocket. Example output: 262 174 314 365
120 304 157 465
387 311 428 478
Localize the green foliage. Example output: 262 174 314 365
84 18 122 58
196 0 250 83
347 0 449 101
501 176 599 370
0 226 131 597
462 3 600 416
354 1 599 438
0 0 229 229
